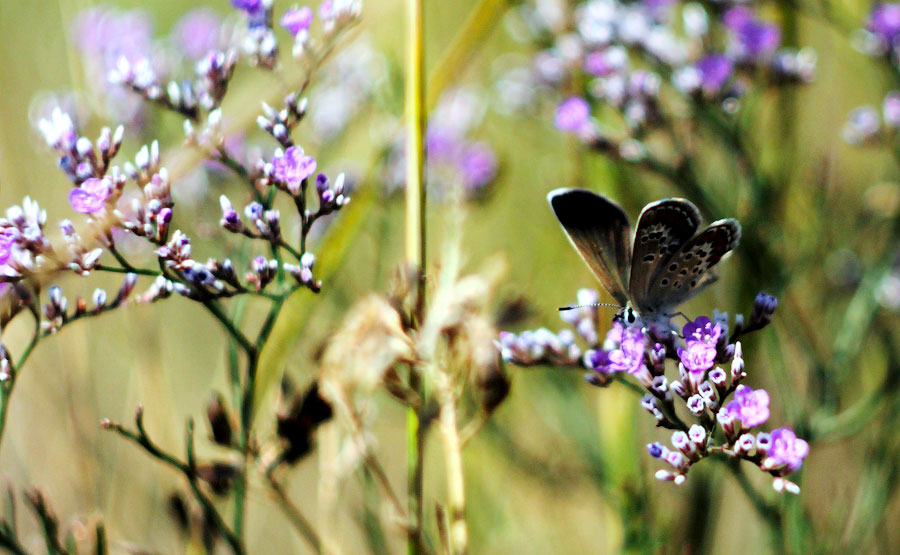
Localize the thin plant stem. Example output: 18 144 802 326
266 474 323 554
405 0 427 552
104 412 244 554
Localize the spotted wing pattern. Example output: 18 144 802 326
548 188 632 306
638 219 741 314
628 199 701 314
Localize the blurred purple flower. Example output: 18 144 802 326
281 6 314 36
319 0 334 19
272 146 317 193
0 231 13 266
869 4 900 46
555 96 591 133
426 127 459 161
584 51 615 77
232 0 264 13
724 385 770 428
69 178 111 214
459 142 497 190
724 7 780 59
72 7 153 67
173 8 223 60
767 427 809 474
643 0 677 19
884 91 900 127
696 55 733 94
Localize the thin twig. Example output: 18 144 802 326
265 474 322 554
103 409 245 555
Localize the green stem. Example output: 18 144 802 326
201 299 255 357
0 311 41 453
94 264 157 277
105 414 244 554
405 0 427 551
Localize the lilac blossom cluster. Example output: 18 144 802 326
0 3 373 551
383 87 499 199
3 0 361 435
843 5 900 145
498 290 808 493
497 0 814 156
231 0 361 66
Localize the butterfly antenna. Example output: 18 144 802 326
558 302 622 312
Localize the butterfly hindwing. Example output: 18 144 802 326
628 198 701 314
639 218 741 313
548 188 631 306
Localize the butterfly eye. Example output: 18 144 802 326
626 308 636 324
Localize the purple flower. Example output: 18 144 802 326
767 427 809 474
584 51 615 77
724 7 780 59
647 442 666 458
72 8 153 66
885 91 900 127
272 146 317 193
590 323 646 375
173 8 223 60
555 96 591 134
678 316 721 374
319 0 334 19
869 4 900 46
69 178 111 214
695 55 733 94
460 142 498 191
281 6 314 36
683 316 722 346
678 340 716 374
426 127 460 161
232 0 263 13
724 385 770 428
0 231 13 266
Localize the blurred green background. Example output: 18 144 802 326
2 0 900 553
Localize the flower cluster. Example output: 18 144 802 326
0 199 50 282
842 5 900 145
499 290 808 493
231 0 361 66
2 0 360 415
497 0 815 157
383 87 499 200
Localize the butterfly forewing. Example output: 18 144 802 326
548 188 632 306
639 219 741 313
628 199 701 314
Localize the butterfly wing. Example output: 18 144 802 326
548 188 631 306
629 199 702 314
639 219 741 314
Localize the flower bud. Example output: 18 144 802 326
206 392 233 447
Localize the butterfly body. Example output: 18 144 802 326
548 188 740 325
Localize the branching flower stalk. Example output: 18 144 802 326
0 1 361 552
499 289 809 496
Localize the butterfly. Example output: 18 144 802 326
547 188 740 325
